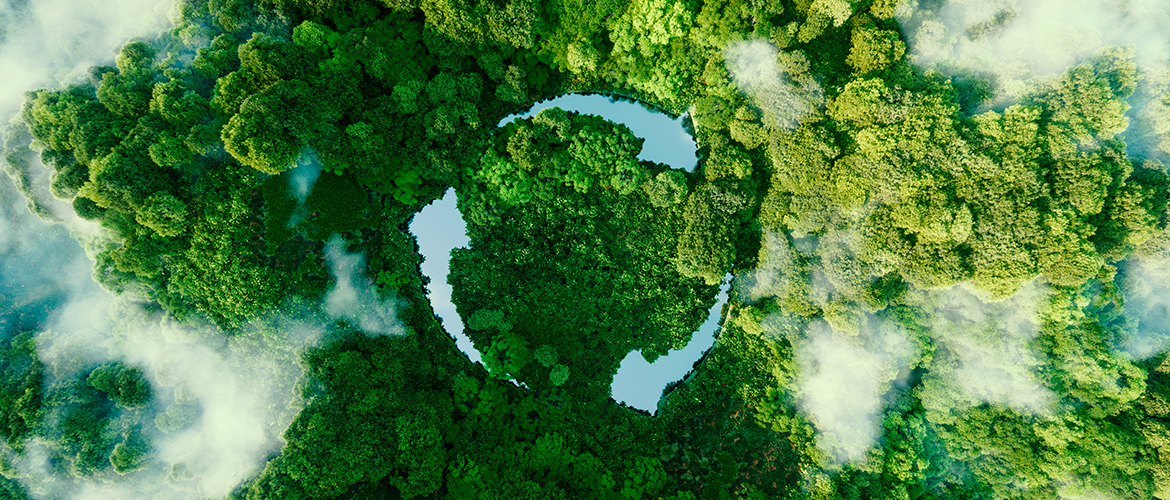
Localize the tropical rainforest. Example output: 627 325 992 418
3 0 1170 499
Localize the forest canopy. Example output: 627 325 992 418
2 0 1170 499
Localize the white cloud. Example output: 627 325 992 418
14 297 323 500
284 151 323 228
898 0 1170 81
1118 257 1170 359
922 282 1055 414
787 317 913 464
0 0 172 119
896 0 1170 158
0 1 332 497
325 236 408 337
734 228 797 303
724 40 823 131
123 319 318 498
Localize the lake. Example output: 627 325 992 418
411 94 729 413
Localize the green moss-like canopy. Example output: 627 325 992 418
4 0 1170 498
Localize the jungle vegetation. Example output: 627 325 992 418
3 0 1170 499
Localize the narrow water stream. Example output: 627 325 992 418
411 94 729 412
410 189 476 362
611 277 731 413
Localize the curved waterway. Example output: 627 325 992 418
411 94 730 412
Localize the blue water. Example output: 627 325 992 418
501 94 698 172
411 189 476 362
415 94 724 412
610 278 730 413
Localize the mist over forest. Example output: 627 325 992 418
2 0 1170 499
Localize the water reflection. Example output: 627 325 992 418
416 94 716 411
611 278 731 413
501 94 698 172
410 190 476 362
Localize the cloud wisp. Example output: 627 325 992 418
920 282 1055 415
1118 256 1170 359
724 40 823 131
17 304 320 500
895 0 1170 158
2 105 325 500
783 317 914 464
284 151 323 228
324 236 408 337
734 228 798 304
0 0 172 119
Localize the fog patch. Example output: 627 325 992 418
896 0 1170 81
724 40 823 131
921 282 1055 414
118 312 318 498
895 0 1170 157
285 151 322 228
733 229 825 310
0 0 320 496
1126 67 1170 163
0 0 169 238
13 302 320 500
2 119 101 238
734 228 797 303
325 236 407 337
1118 257 1170 359
0 0 171 119
0 172 89 329
3 175 320 499
784 317 914 464
1060 490 1120 500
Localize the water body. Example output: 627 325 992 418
410 189 476 363
414 94 729 412
611 278 731 413
501 94 698 172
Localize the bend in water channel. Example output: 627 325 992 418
502 94 698 172
412 94 728 411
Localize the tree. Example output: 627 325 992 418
96 42 156 119
798 0 856 43
222 80 310 175
136 192 189 237
675 183 739 285
87 363 153 408
109 432 150 474
0 332 44 451
846 26 905 74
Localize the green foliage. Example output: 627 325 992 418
109 432 150 474
846 26 905 74
0 475 32 500
0 332 44 450
797 0 857 43
247 333 453 499
136 192 189 237
422 0 544 49
462 110 652 218
154 402 198 433
7 1 1170 499
642 169 690 207
1034 46 1138 146
453 111 717 396
87 362 153 409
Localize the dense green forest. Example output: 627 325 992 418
3 0 1170 498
